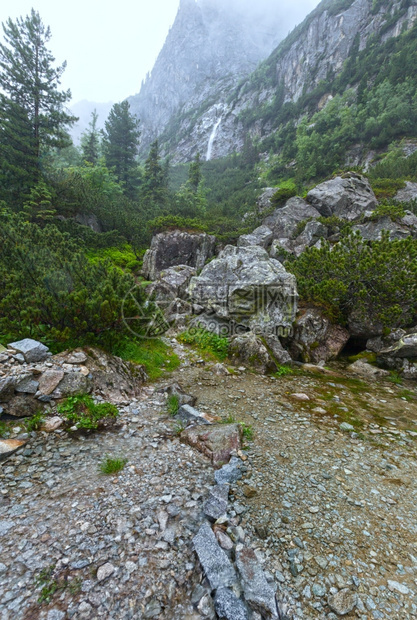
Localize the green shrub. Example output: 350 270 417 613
270 182 297 207
178 328 229 361
57 394 118 430
369 178 406 201
366 203 406 222
274 365 295 377
287 231 417 327
99 456 127 474
147 214 207 234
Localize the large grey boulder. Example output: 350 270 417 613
146 265 196 301
353 212 417 241
8 339 50 363
214 588 249 620
237 225 273 249
307 173 377 220
394 181 417 203
188 245 298 335
264 197 321 239
143 230 216 281
289 307 349 363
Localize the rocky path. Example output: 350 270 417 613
2 340 417 619
176 357 417 619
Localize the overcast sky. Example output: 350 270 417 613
0 0 320 104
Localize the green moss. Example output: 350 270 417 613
347 351 377 364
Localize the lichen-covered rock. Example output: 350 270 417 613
378 332 417 359
307 173 377 220
7 395 40 418
181 423 242 467
193 522 238 591
347 360 389 380
263 334 292 365
188 245 297 335
229 333 277 374
327 589 357 616
146 265 196 301
289 307 349 363
142 231 216 281
263 197 321 239
256 188 276 215
214 588 249 620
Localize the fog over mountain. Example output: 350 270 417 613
128 0 319 158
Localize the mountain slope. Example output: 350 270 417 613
128 0 315 161
158 0 417 168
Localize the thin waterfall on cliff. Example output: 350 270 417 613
206 116 222 161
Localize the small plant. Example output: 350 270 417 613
35 564 81 604
239 422 254 441
274 365 295 377
221 414 237 424
174 422 186 436
167 394 180 416
25 411 44 432
388 371 403 386
99 456 127 475
57 394 118 431
398 389 416 402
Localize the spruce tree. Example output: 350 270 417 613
141 140 167 211
188 152 202 192
0 10 77 180
80 109 101 165
102 101 141 197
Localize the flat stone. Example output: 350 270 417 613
340 423 355 432
96 562 115 582
0 521 16 536
328 589 358 615
15 376 39 394
6 395 39 418
193 521 237 591
51 372 91 398
387 580 410 595
214 588 249 620
38 370 64 395
181 424 242 467
0 439 27 460
41 416 64 432
236 547 278 618
47 611 65 620
203 484 229 520
8 338 50 363
291 393 310 401
65 351 88 364
176 404 211 426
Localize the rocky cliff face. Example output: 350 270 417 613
150 0 417 162
128 0 312 160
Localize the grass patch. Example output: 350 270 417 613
347 351 377 364
115 338 180 381
273 365 296 377
178 328 229 361
57 394 118 431
99 456 127 475
167 394 180 416
25 411 45 432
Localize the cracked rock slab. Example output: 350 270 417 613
214 587 249 620
193 521 237 591
236 547 278 618
203 484 229 520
